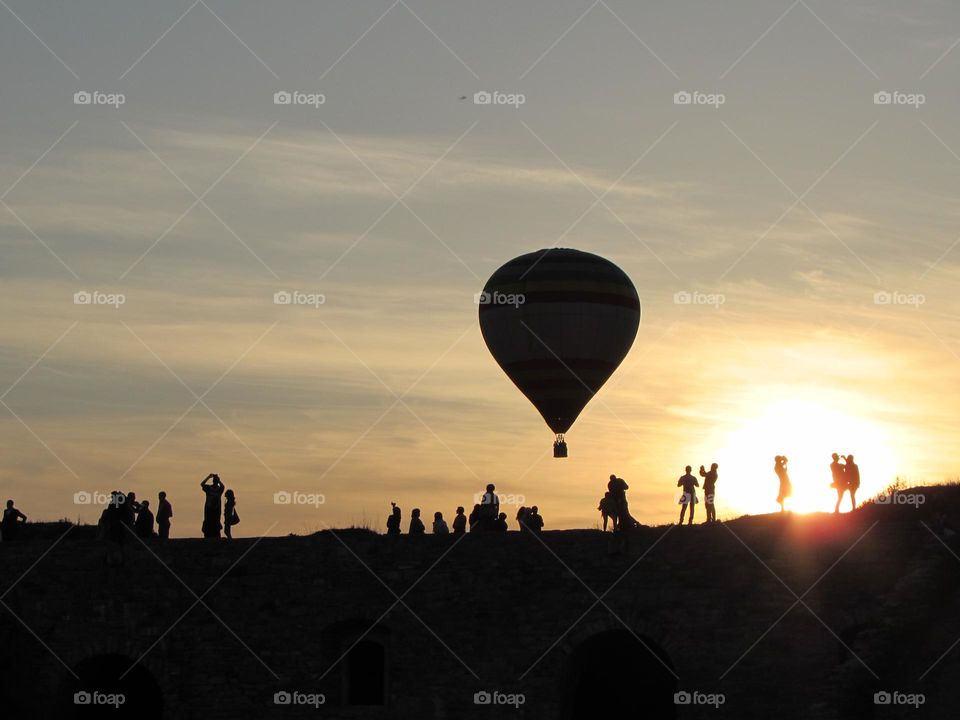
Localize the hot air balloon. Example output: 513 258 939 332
478 248 641 457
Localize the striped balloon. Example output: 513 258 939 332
478 249 640 455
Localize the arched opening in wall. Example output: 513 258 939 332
344 639 386 705
54 653 163 719
565 630 677 720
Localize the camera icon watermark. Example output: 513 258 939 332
273 290 326 308
674 90 725 108
473 690 525 707
273 90 325 108
876 491 925 508
74 90 125 108
873 290 925 308
273 690 325 707
73 290 126 308
74 691 125 708
873 690 924 707
273 490 326 508
474 290 525 308
674 690 725 707
673 290 725 308
873 91 925 108
473 90 526 108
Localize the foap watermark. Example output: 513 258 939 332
674 290 725 308
873 290 925 308
74 290 125 308
475 491 525 507
274 290 326 308
674 90 725 108
876 491 925 508
475 290 525 308
874 690 925 708
874 91 925 108
74 491 123 506
473 690 525 708
473 91 525 108
74 90 125 108
274 491 325 508
74 691 125 708
273 91 325 108
273 690 325 707
674 690 725 708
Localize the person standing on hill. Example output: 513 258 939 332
156 491 173 539
479 484 499 531
1 500 27 541
598 492 614 531
699 463 719 523
844 455 860 511
831 454 847 513
607 474 637 529
677 466 699 526
223 489 239 540
200 473 224 539
386 503 402 535
775 456 792 513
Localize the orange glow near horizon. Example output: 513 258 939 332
708 396 898 517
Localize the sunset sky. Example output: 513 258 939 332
2 1 960 536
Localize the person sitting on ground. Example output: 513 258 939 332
223 489 239 540
527 506 544 533
699 463 719 524
433 511 449 534
493 512 508 532
677 466 699 526
201 473 225 539
156 491 173 540
468 504 481 532
452 506 466 534
386 503 402 535
409 508 425 535
1 500 27 542
134 500 155 538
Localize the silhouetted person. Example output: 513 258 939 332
433 511 449 534
156 491 173 539
479 484 499 531
607 474 637 529
845 455 860 510
527 506 544 533
775 456 792 512
452 506 466 534
598 492 614 531
223 489 239 540
699 463 719 523
409 508 425 535
386 503 401 535
1 500 27 541
493 512 508 532
468 504 481 532
516 506 530 532
123 491 140 528
830 453 847 513
135 500 155 538
677 466 699 525
99 491 126 544
200 473 224 539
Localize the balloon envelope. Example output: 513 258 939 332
478 248 640 438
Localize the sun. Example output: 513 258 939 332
708 395 898 516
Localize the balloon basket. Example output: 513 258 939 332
553 438 568 458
